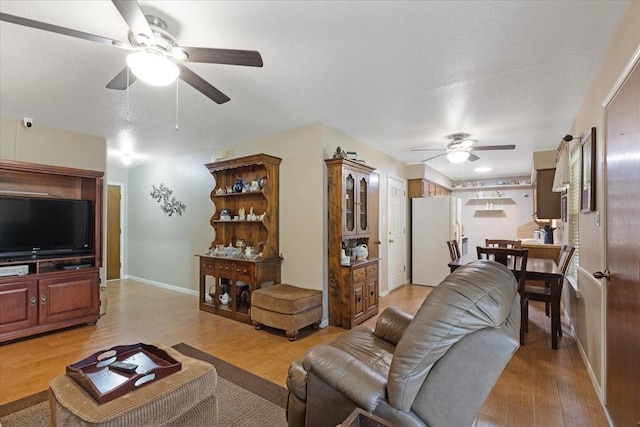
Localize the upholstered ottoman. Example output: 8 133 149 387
49 346 218 427
251 284 322 341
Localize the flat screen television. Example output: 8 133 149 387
0 196 93 259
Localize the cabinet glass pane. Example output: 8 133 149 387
345 173 355 232
359 176 368 231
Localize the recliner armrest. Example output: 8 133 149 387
287 358 308 401
374 307 413 345
303 345 387 412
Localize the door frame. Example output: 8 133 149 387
387 175 407 293
107 182 125 281
600 44 640 409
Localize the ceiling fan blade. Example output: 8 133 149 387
468 153 480 161
472 145 516 151
178 64 230 104
111 0 156 42
0 12 120 46
421 153 447 162
411 148 446 152
180 47 263 67
105 67 137 90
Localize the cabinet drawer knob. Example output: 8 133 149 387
30 296 37 307
41 294 47 304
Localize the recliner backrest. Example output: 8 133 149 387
387 260 519 411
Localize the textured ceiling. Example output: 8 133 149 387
0 1 630 180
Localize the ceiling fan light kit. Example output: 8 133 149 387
126 50 179 86
446 150 470 163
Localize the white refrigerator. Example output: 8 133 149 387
412 196 462 286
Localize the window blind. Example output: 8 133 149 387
568 148 580 281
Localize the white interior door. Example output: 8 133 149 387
388 176 406 291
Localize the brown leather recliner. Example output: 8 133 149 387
286 260 520 427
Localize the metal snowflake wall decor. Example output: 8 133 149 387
150 184 186 217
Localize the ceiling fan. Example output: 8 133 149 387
412 133 515 163
0 0 263 104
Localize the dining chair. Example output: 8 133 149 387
523 245 575 338
485 239 522 249
446 239 461 261
477 246 529 345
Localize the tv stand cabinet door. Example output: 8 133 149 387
38 271 100 325
0 279 38 334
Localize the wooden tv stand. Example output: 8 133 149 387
0 160 103 342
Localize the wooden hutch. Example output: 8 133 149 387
326 158 380 329
0 160 103 342
197 154 282 324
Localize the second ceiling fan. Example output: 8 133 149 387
412 133 515 163
0 0 263 104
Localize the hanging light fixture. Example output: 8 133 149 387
126 50 180 86
447 149 470 163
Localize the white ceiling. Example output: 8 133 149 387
0 1 630 180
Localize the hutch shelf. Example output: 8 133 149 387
197 153 282 324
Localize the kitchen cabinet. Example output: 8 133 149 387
408 178 451 198
0 160 103 342
534 169 561 219
199 153 282 324
326 158 379 329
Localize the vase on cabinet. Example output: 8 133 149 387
233 179 244 193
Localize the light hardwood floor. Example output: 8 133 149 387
0 279 608 426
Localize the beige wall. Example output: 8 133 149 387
565 1 640 400
0 117 106 171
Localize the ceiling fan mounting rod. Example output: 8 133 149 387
127 15 186 60
447 132 470 141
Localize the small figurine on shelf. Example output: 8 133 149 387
219 292 230 306
333 146 347 159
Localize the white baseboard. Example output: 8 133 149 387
563 304 611 424
124 274 199 297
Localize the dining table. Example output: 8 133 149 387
448 254 564 349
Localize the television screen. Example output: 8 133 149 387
0 196 93 259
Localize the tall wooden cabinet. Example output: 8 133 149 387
198 154 282 324
326 158 379 329
0 160 103 342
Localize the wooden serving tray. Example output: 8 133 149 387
66 343 182 404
